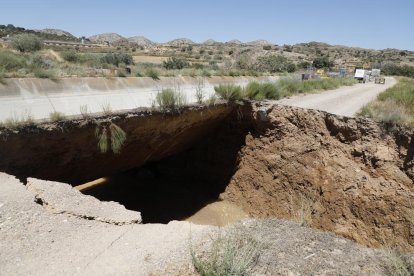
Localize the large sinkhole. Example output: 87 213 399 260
77 118 250 225
2 103 413 250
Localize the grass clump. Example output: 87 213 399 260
109 123 127 154
49 111 65 122
96 123 127 154
245 81 282 100
214 84 243 102
358 77 414 126
156 88 186 110
33 68 57 80
383 248 414 276
1 110 34 128
0 49 25 71
191 224 263 276
145 67 160 80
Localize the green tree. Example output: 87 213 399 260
312 56 333 69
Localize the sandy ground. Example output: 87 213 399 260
276 77 396 117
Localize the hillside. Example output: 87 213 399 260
0 24 79 42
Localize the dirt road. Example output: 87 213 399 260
276 77 396 117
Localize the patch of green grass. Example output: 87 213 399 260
191 224 263 276
145 67 160 80
244 78 357 101
96 126 109 154
358 77 414 126
49 111 65 122
156 88 187 110
245 81 282 100
95 123 127 154
214 84 243 102
109 123 127 154
33 69 58 80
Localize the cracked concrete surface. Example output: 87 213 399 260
27 178 142 225
0 173 213 275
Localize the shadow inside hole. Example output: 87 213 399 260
81 115 251 224
81 165 220 224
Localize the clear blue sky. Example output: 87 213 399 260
2 0 413 50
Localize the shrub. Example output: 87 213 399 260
100 52 134 67
263 45 272 50
145 67 160 80
245 82 281 100
95 123 127 154
214 84 243 102
191 224 263 276
0 49 25 71
109 123 127 154
62 50 79 62
312 56 333 69
33 69 57 80
358 77 414 126
163 57 189 70
30 54 52 69
255 55 290 73
195 78 205 104
11 34 42 52
156 88 186 110
49 111 65 122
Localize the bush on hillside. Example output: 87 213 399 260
100 52 134 67
312 56 333 69
214 84 243 102
163 57 189 70
0 49 25 71
11 33 42 52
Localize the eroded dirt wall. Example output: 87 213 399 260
157 102 414 250
0 104 234 184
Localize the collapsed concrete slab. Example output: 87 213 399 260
27 177 141 225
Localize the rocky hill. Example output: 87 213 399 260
165 38 194 46
226 39 242 45
128 36 156 47
38 28 75 38
203 39 221 45
247 39 273 46
88 32 126 44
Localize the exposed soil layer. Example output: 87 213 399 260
150 102 414 251
2 100 414 251
0 104 233 184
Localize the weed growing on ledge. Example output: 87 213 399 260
96 123 127 154
109 123 127 154
191 224 263 276
214 84 243 102
383 247 414 276
49 111 66 122
156 88 187 111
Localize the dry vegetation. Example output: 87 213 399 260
359 77 414 126
1 25 414 80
